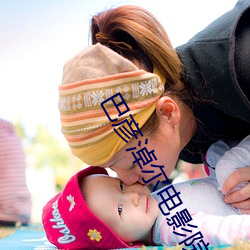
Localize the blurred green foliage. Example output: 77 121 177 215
14 120 85 191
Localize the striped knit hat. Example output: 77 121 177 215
59 43 165 165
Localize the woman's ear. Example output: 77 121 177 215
156 96 180 126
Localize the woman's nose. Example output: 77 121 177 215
112 168 140 185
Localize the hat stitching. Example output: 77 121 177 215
61 122 109 134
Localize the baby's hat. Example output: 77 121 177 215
42 166 139 249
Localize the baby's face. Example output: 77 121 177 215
84 174 159 244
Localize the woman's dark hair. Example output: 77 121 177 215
90 5 193 134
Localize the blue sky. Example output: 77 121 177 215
0 0 238 139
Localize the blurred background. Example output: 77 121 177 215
0 0 238 223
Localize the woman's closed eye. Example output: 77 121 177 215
129 163 137 170
120 180 124 191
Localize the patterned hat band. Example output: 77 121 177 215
59 44 165 165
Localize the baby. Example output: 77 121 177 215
42 136 250 249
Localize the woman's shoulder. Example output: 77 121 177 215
176 0 250 123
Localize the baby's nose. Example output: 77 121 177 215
126 191 140 206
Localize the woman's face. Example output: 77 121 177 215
100 127 181 186
98 61 185 186
99 94 192 186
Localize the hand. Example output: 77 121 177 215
222 166 250 214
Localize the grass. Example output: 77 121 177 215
0 226 16 239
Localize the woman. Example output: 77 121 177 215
59 1 250 212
